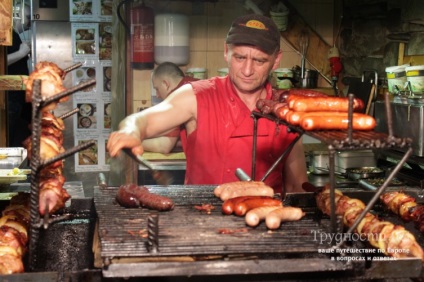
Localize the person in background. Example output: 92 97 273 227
7 2 31 147
107 14 308 195
142 62 198 154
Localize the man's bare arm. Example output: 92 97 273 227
107 84 196 157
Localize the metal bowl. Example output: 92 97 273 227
344 167 385 180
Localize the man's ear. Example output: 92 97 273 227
272 50 283 70
224 43 229 62
163 79 170 91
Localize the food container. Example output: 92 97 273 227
406 65 424 94
186 68 207 79
154 14 190 65
343 167 385 180
385 64 408 94
270 10 289 31
0 148 27 169
271 68 293 89
0 169 28 185
292 68 318 88
335 150 376 173
307 165 385 181
308 151 329 175
217 68 228 77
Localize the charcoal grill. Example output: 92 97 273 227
93 185 423 279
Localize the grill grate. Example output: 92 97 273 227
94 186 328 259
94 186 424 279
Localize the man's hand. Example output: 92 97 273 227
107 131 144 158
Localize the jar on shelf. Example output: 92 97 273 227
154 14 189 65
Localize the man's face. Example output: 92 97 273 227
224 44 281 94
13 4 31 32
152 76 169 100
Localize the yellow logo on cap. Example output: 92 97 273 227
244 20 268 30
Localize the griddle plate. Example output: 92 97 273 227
94 186 326 259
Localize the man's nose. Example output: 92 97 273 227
241 60 254 76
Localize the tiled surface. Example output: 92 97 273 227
132 0 335 109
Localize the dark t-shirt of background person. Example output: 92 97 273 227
6 30 32 147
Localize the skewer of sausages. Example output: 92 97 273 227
300 113 376 131
289 96 364 112
265 207 305 230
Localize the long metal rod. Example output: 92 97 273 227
41 78 96 108
328 147 337 236
40 140 96 169
251 114 259 180
347 94 354 144
29 79 42 271
62 62 83 78
384 91 394 138
261 134 302 182
59 107 79 120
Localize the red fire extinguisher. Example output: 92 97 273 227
118 0 154 70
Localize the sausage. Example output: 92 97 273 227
273 104 290 120
285 110 303 125
287 89 329 97
218 181 274 201
116 184 148 208
116 184 174 211
138 192 175 211
272 102 287 115
214 181 263 198
256 99 267 112
245 206 282 227
234 197 282 216
272 89 290 102
286 111 363 126
265 207 305 230
289 96 364 112
256 99 281 114
222 196 261 215
216 181 267 199
300 113 376 131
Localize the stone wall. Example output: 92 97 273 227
339 0 424 80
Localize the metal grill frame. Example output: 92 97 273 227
94 186 423 279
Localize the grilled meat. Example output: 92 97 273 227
116 184 174 211
0 193 30 274
25 62 67 111
316 185 424 261
380 191 424 232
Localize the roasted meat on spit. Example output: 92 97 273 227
380 191 424 232
0 193 30 274
24 61 67 111
23 111 70 215
316 185 424 261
